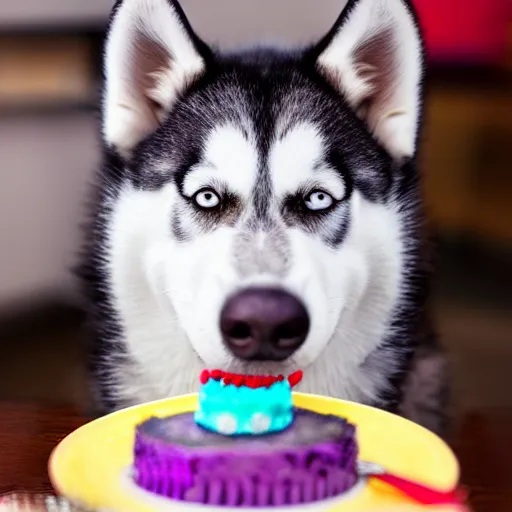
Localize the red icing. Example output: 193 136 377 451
263 376 274 388
232 375 244 387
288 370 303 388
245 376 258 389
254 376 264 388
201 370 303 389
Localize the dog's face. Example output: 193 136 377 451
103 0 424 376
140 75 394 373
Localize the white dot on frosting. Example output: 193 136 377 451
250 413 271 434
216 413 238 435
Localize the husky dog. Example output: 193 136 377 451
80 0 448 434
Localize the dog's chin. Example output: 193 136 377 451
221 356 301 376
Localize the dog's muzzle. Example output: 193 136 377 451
220 287 309 361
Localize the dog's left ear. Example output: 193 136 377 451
314 0 425 159
103 0 210 157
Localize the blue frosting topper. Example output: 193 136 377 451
194 370 302 436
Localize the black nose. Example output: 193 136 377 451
220 288 309 361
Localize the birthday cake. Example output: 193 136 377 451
133 370 358 506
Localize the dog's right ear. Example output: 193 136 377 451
103 0 210 157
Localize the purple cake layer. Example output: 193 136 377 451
133 408 358 506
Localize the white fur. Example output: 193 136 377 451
270 123 346 201
317 0 423 158
104 0 205 155
106 184 203 405
183 125 259 200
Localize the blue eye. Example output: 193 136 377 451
304 190 334 211
193 188 220 209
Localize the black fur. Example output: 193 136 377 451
77 151 129 413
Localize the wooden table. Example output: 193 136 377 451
0 403 510 511
0 403 85 496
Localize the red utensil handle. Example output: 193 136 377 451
374 473 468 505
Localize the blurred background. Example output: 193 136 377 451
0 0 511 435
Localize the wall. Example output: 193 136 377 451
0 113 99 311
0 0 344 40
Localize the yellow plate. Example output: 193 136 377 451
50 393 459 511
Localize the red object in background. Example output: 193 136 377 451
413 0 511 64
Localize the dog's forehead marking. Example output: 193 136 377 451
269 122 346 200
269 123 324 197
183 124 259 197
